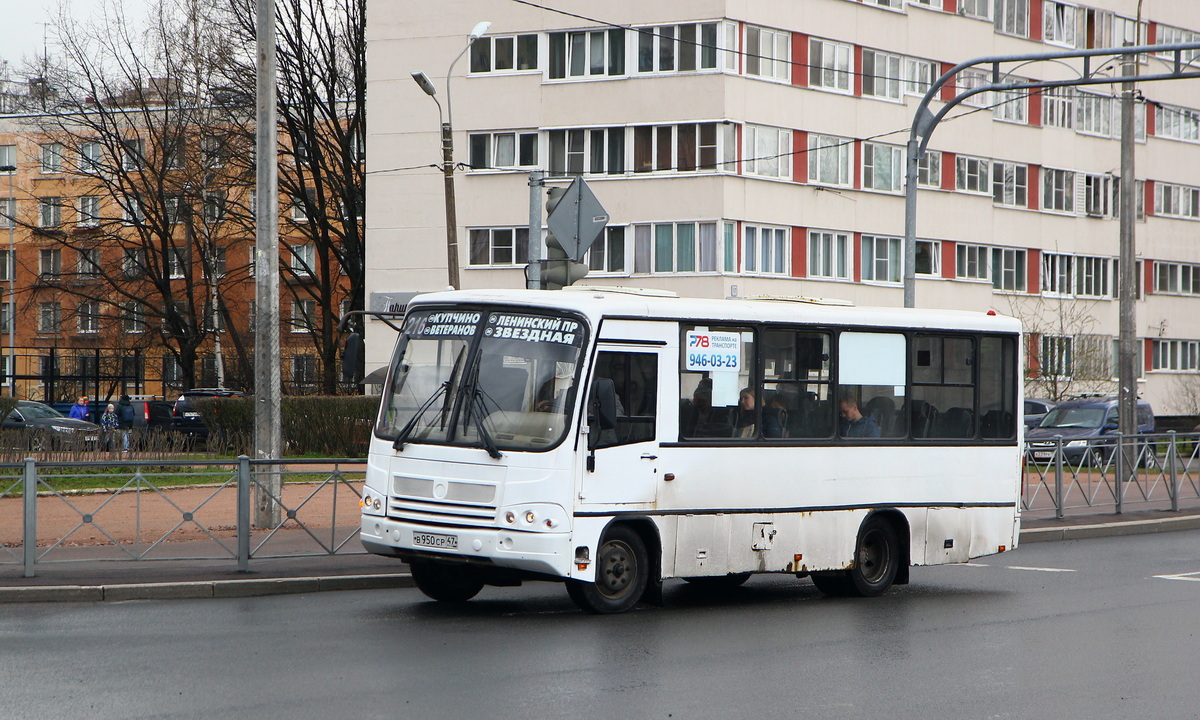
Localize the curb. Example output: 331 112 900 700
1019 514 1200 543
0 573 414 604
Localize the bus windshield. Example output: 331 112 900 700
376 307 587 452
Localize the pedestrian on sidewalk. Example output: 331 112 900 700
69 396 90 421
118 394 134 452
100 403 120 451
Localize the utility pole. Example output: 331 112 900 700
527 171 543 290
254 0 282 528
1117 21 1140 438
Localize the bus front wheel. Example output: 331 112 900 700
410 560 485 603
566 525 649 614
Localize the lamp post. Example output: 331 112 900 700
412 20 490 291
0 164 15 397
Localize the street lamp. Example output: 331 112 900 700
413 20 490 290
0 164 15 397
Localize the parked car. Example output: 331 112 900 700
172 388 246 441
1024 398 1058 430
2 400 101 450
1026 395 1155 466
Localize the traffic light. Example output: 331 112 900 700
540 186 588 290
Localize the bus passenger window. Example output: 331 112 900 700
979 335 1016 439
762 330 832 439
911 336 975 439
838 332 906 440
591 351 657 448
680 326 753 440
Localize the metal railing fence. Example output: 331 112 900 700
1023 431 1200 518
0 457 365 577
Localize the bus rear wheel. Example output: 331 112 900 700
410 561 485 602
812 515 900 598
566 525 648 614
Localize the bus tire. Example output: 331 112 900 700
410 561 485 603
847 515 900 597
566 525 648 614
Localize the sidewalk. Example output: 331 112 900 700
2 507 1199 603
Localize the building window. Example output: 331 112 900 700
956 243 990 281
40 143 64 174
992 161 1028 207
960 0 991 20
1156 25 1200 64
121 138 145 171
0 249 12 281
1043 1 1079 47
201 135 227 168
123 248 146 278
808 230 850 280
39 248 62 278
744 225 788 275
0 145 14 171
902 57 936 97
808 134 851 187
77 301 101 333
955 68 990 107
1154 262 1200 295
1083 173 1115 217
861 235 901 284
743 25 790 81
1076 92 1114 137
0 301 12 335
162 356 182 386
916 150 941 188
292 354 318 389
471 33 539 73
1151 340 1200 372
163 138 184 170
38 197 62 228
632 222 718 274
0 198 14 229
1157 105 1200 142
203 191 225 223
743 124 791 179
78 196 100 227
1155 183 1200 219
121 303 146 333
548 127 629 176
862 49 901 100
915 240 941 276
993 86 1028 123
291 243 315 277
587 226 627 274
549 29 625 79
77 248 101 278
469 227 529 266
1040 335 1073 378
38 302 60 334
1042 87 1075 129
168 247 187 279
995 0 1030 37
631 123 719 174
809 38 851 92
991 247 1027 292
124 196 144 224
638 23 718 74
956 156 990 194
291 299 316 333
1042 253 1111 298
79 141 103 173
469 131 539 170
862 143 904 193
1042 168 1076 213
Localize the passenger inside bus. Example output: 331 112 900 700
839 392 881 438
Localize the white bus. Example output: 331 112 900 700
360 288 1023 613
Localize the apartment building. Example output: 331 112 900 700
366 0 1200 412
0 111 353 401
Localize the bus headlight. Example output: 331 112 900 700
497 504 568 532
361 492 386 516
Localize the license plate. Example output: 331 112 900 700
1032 451 1052 461
413 532 458 550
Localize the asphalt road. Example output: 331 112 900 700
2 531 1199 720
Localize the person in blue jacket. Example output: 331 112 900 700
69 396 90 421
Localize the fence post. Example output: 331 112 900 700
1114 432 1124 514
237 456 251 572
1168 430 1179 512
22 457 36 578
1054 435 1064 520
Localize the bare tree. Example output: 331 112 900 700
16 0 256 391
1007 294 1117 402
221 0 365 394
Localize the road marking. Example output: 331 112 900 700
1004 566 1076 573
1154 571 1200 582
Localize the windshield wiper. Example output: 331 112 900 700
467 387 502 459
393 382 449 451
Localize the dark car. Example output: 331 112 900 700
1023 398 1058 430
172 388 246 441
3 400 101 450
1026 395 1155 466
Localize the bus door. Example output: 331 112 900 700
581 344 663 505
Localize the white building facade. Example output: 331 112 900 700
366 0 1200 413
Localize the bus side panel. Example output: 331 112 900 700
923 507 1018 565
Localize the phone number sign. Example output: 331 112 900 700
685 331 741 371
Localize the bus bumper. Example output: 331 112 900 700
360 514 572 578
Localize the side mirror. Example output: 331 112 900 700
342 332 362 383
1105 421 1119 431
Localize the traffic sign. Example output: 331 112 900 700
545 177 609 263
